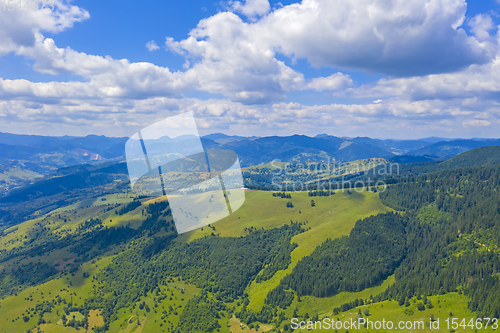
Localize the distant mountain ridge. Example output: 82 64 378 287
0 131 499 171
2 144 500 228
348 145 500 184
0 132 127 170
215 134 500 167
218 135 392 166
0 132 128 158
202 133 259 144
407 139 500 159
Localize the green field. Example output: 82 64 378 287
51 193 136 214
0 255 113 333
243 158 388 180
0 254 203 333
0 167 42 186
288 293 496 333
0 187 491 333
183 189 392 311
107 279 202 333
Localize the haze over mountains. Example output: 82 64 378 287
1 131 499 170
1 130 499 228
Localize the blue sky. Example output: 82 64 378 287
0 0 500 139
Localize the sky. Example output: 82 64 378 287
1 0 500 139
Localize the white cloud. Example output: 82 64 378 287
4 0 497 106
305 73 352 91
1 0 500 139
9 28 348 105
163 12 352 103
13 36 194 99
463 119 492 127
1 91 499 139
146 40 160 51
167 0 494 80
264 0 493 76
468 14 495 42
229 0 271 19
0 0 89 55
166 12 306 103
346 53 500 102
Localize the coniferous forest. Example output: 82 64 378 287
379 166 500 318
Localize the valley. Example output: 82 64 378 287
0 143 499 332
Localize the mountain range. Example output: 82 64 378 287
1 131 499 171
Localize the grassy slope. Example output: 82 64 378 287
0 167 41 184
0 256 113 333
291 293 494 333
0 194 144 256
189 190 391 311
51 193 135 214
243 158 388 175
1 189 486 333
295 275 396 318
242 158 388 186
0 193 198 333
0 254 203 333
107 279 203 333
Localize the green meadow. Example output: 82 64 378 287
51 193 135 214
0 255 114 333
107 279 202 333
288 293 494 333
183 189 391 311
0 188 489 333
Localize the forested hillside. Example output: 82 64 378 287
379 166 500 317
335 145 500 187
278 212 406 298
1 145 500 332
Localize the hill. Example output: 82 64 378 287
202 133 260 144
398 145 500 176
1 160 500 332
1 134 500 332
0 132 127 159
1 131 500 196
0 187 390 332
3 144 500 230
432 145 500 170
345 145 500 185
0 162 129 227
407 138 500 159
220 135 393 166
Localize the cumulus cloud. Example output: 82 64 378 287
265 0 494 76
0 0 89 55
12 36 194 99
1 95 498 138
6 0 498 105
167 0 494 79
146 40 160 51
1 0 500 139
346 54 500 102
166 12 306 103
229 0 271 19
305 73 353 91
7 27 349 105
163 12 352 103
468 14 495 42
